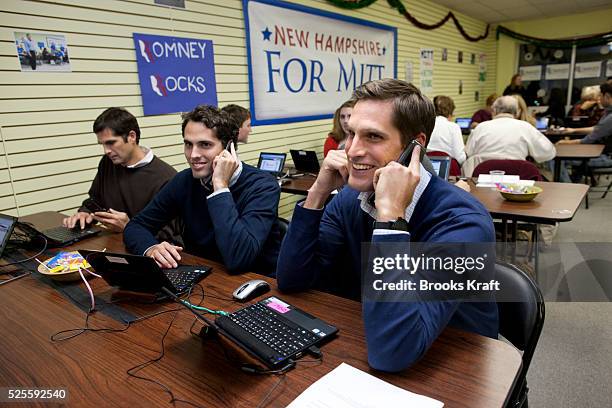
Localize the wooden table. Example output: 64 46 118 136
471 180 588 271
280 174 317 195
282 177 588 226
543 129 587 143
0 213 522 407
470 180 588 226
552 144 604 182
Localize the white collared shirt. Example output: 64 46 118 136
428 116 467 164
205 160 244 199
127 146 154 169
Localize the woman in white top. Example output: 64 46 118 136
428 95 467 165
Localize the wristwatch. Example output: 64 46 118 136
373 217 409 232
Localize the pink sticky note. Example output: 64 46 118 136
266 301 289 314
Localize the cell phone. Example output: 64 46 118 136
368 139 424 206
397 139 425 167
203 141 234 190
83 197 108 213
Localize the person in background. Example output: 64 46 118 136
124 105 281 276
557 82 612 181
470 93 497 129
464 96 555 176
221 104 252 143
503 74 527 100
542 88 567 127
428 95 466 165
525 81 543 106
63 108 178 235
567 85 604 128
23 33 37 71
511 94 537 127
323 100 354 157
41 47 50 64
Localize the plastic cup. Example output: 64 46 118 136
489 170 505 184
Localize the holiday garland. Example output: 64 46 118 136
325 0 378 9
386 0 489 42
496 26 612 49
326 0 490 42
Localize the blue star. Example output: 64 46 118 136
382 46 386 55
262 27 272 41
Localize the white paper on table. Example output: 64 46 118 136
475 174 535 188
286 362 444 408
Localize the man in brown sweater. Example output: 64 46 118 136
63 107 177 232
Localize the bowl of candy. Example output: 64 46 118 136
495 183 543 202
37 251 92 282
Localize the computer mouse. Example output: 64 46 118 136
232 279 271 302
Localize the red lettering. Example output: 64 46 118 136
275 26 286 46
358 40 365 55
297 30 309 48
325 36 332 52
334 36 344 53
287 28 295 47
315 33 323 50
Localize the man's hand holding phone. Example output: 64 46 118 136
373 144 422 221
145 241 184 269
92 209 130 232
211 141 239 191
305 149 348 209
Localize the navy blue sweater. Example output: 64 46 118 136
277 175 498 372
124 164 281 276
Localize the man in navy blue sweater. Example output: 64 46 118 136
124 105 281 276
276 79 498 372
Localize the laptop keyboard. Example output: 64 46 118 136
164 267 208 292
43 226 97 243
220 302 319 361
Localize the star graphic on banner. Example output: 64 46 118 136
382 46 386 55
262 27 272 41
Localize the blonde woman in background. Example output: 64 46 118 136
568 85 604 127
511 94 536 127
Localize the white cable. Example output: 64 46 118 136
78 267 96 311
81 266 101 278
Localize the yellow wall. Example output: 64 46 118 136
496 8 612 93
0 0 496 219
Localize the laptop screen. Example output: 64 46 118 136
0 213 17 258
258 152 286 174
455 118 471 130
290 150 320 173
535 117 549 130
428 157 451 180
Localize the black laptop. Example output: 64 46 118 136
428 156 451 180
78 250 211 295
290 150 320 174
171 292 338 369
8 214 100 248
215 297 338 368
257 152 286 177
0 213 17 258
